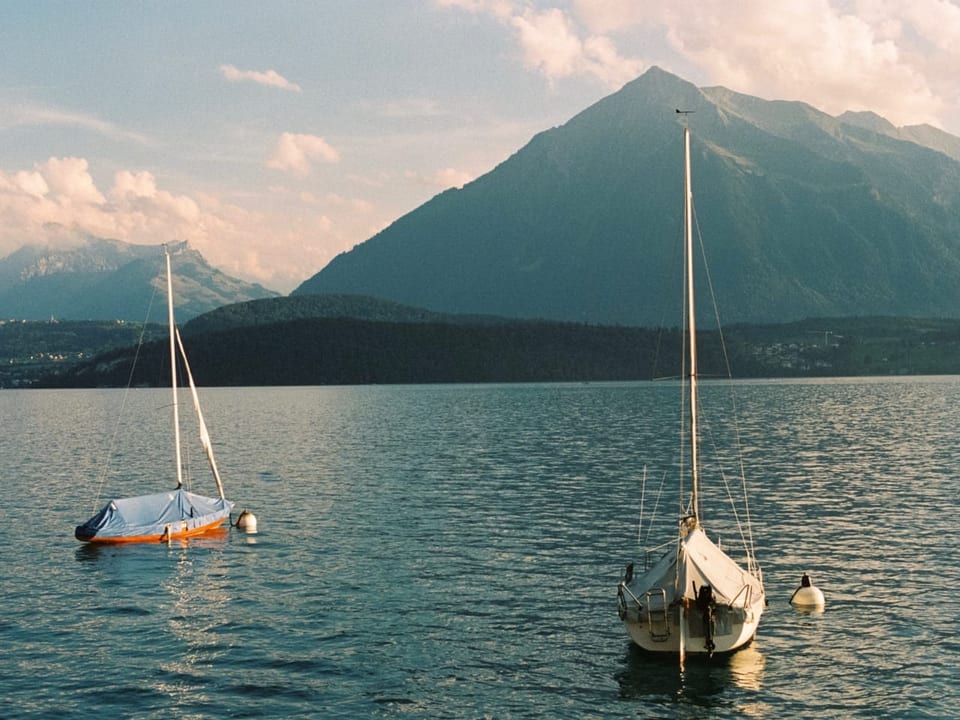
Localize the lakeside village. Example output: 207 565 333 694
0 318 164 388
750 332 842 374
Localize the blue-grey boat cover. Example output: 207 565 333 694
75 488 234 540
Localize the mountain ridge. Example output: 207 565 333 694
0 235 278 321
295 66 960 326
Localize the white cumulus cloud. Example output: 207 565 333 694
219 64 303 92
41 157 106 206
568 0 958 129
433 167 475 188
111 170 201 227
438 0 959 131
0 156 369 292
267 133 341 176
513 7 643 86
0 157 114 242
438 0 643 88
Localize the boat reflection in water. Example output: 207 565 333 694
726 644 766 692
617 643 766 712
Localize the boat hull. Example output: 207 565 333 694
619 595 761 655
75 511 232 543
617 527 765 656
75 489 234 544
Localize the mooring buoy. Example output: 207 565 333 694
236 509 258 534
790 572 825 609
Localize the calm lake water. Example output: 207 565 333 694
2 379 959 718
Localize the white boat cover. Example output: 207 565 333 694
636 527 762 607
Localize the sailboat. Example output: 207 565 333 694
75 245 235 543
616 121 765 659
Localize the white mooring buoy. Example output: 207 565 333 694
790 572 825 609
236 509 258 534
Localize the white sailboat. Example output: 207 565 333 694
617 122 765 659
75 245 234 543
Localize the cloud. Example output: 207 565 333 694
510 8 583 79
42 157 106 206
567 0 958 129
12 170 49 198
435 168 475 188
433 167 476 188
111 170 201 226
438 0 958 131
0 158 114 242
301 192 377 215
0 159 205 245
219 64 302 92
514 7 644 86
437 1 643 88
402 167 476 190
266 133 341 176
1 104 153 145
0 156 373 292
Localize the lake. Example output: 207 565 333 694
1 378 958 718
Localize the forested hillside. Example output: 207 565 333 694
27 315 960 389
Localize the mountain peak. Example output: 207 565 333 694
0 236 278 321
838 110 897 134
295 70 960 325
607 65 707 113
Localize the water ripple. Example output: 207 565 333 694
1 380 959 717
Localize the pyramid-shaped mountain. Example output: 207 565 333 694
0 236 278 321
295 67 960 325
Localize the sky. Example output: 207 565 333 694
1 0 958 293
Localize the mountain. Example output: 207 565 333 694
294 67 960 326
838 111 960 161
0 236 278 321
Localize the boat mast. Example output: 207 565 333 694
165 245 184 490
683 124 700 526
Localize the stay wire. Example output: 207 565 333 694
90 282 161 511
692 204 760 566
